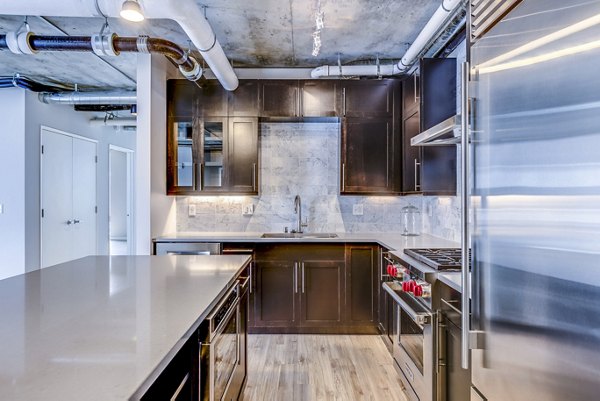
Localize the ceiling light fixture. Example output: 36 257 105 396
120 0 145 22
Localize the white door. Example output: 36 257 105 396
41 128 97 268
72 138 97 260
41 129 73 268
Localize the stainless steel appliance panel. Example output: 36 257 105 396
155 242 222 256
470 0 600 400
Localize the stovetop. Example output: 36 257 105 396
403 248 464 271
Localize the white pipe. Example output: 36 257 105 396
0 0 239 91
39 90 136 105
310 0 463 78
89 117 137 127
203 68 316 80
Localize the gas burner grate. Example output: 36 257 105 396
404 248 468 271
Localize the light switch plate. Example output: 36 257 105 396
188 204 196 217
352 204 364 216
242 204 254 216
0 203 3 214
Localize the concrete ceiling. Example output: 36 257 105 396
0 0 440 90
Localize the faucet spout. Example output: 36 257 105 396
294 195 302 233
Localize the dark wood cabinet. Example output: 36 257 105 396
420 58 457 195
341 80 394 118
260 80 299 117
228 117 258 193
345 245 378 326
253 259 297 328
402 110 422 193
300 260 344 327
250 243 376 334
194 80 228 117
300 81 338 117
402 71 420 117
229 80 259 116
341 117 400 194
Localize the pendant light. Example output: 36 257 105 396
120 0 145 22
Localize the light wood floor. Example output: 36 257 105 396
243 335 408 401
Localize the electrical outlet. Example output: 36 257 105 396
188 204 196 217
352 204 364 216
242 204 254 216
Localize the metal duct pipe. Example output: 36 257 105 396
0 33 202 81
39 90 136 105
310 0 465 78
0 0 239 90
0 75 64 92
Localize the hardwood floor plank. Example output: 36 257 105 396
243 335 408 401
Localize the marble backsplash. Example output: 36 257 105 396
176 122 460 241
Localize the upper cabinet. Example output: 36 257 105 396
300 81 339 117
229 80 260 117
402 71 420 117
260 81 300 117
420 58 457 195
341 80 394 118
194 80 228 117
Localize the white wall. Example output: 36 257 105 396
0 89 26 280
109 149 128 239
135 54 176 254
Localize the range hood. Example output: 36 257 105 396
411 114 462 146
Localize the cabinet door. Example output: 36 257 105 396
402 72 420 117
198 117 226 192
299 260 344 327
229 80 259 116
228 117 258 194
253 260 298 328
342 80 393 117
167 79 195 118
345 245 377 325
402 111 422 193
300 81 338 117
341 117 400 194
194 80 228 117
260 81 299 117
167 118 197 195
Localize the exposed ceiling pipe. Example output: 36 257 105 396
0 75 65 92
310 0 465 78
0 33 202 81
39 90 136 105
0 0 239 91
89 117 136 127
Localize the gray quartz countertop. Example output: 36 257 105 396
155 231 460 255
0 255 251 401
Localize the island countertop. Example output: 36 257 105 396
0 255 251 401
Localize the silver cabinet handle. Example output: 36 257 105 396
192 162 197 191
249 262 253 294
414 72 419 103
414 159 421 191
342 87 346 116
341 163 345 192
252 163 257 192
73 219 80 224
301 262 305 294
199 163 204 190
300 87 304 117
460 61 471 370
294 262 298 293
66 220 73 225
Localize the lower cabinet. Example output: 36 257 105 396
250 243 378 334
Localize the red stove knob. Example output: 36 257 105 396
387 264 393 276
402 281 410 292
407 280 416 293
413 284 423 297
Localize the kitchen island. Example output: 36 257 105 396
0 254 251 401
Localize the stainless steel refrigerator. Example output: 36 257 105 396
467 0 600 400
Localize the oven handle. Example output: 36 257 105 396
213 297 240 339
383 282 431 326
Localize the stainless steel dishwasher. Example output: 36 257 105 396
154 241 222 255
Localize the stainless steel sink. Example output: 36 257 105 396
261 233 338 239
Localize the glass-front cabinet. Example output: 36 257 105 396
167 115 258 195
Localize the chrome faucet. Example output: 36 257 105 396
293 195 307 233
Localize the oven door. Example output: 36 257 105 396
201 297 241 401
390 288 434 401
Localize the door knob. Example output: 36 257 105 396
73 219 81 224
66 220 73 225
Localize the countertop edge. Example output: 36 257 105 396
128 256 252 400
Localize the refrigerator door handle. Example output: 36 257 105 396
460 61 471 370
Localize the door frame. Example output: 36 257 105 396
40 126 98 268
108 145 134 255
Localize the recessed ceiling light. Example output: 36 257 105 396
120 0 145 22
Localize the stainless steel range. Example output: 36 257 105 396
383 248 463 401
